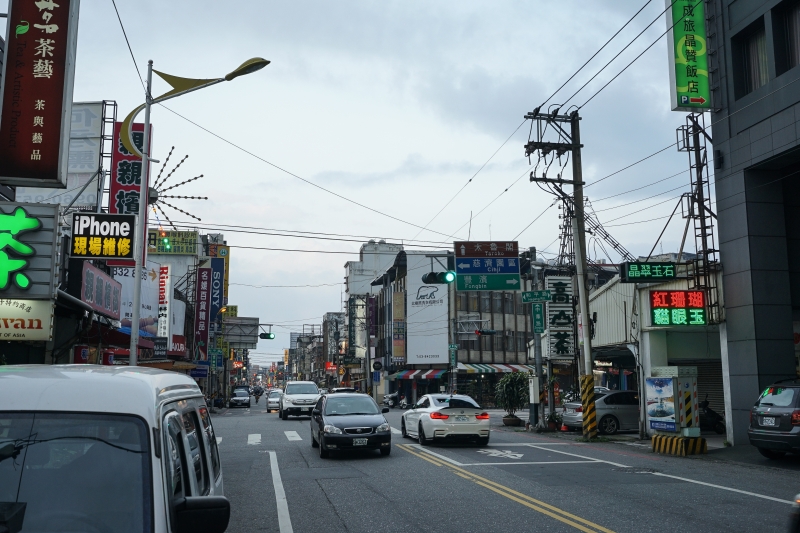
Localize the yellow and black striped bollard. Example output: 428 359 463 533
580 374 597 439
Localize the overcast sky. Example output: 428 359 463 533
3 1 712 365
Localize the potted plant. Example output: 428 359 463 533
547 411 563 430
495 371 529 426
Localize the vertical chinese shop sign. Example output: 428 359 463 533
108 121 151 266
667 0 711 111
194 267 211 361
0 0 81 187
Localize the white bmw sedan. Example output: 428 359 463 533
401 394 490 446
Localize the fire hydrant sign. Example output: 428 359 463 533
0 0 81 187
71 213 136 260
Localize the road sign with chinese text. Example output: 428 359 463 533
522 290 552 304
546 276 574 356
455 257 520 275
532 303 545 334
650 290 707 326
454 241 521 292
668 0 711 111
456 273 521 291
620 262 677 283
454 241 519 258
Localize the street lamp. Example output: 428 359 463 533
125 58 269 366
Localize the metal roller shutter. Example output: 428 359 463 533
672 360 725 415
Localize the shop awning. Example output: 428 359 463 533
457 363 537 373
388 370 421 381
419 369 448 379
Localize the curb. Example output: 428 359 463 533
652 435 707 456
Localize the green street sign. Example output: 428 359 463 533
448 344 459 350
522 290 551 304
449 351 457 367
620 262 676 283
668 0 711 111
456 273 521 291
532 303 545 334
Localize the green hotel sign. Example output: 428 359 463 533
668 0 711 111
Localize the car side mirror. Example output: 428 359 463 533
312 408 321 415
382 407 390 413
173 496 230 533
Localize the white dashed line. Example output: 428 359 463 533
391 427 402 435
284 431 302 441
216 437 222 444
247 434 261 445
268 451 294 533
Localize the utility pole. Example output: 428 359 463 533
524 109 597 439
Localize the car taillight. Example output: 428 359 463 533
574 406 583 413
792 410 800 426
430 411 449 420
475 412 490 420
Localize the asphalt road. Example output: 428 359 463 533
211 396 799 533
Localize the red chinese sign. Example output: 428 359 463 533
194 267 211 360
232 360 243 369
0 0 79 187
650 290 706 326
108 121 150 266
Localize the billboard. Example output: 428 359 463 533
0 0 80 188
209 258 225 321
546 276 574 357
0 203 60 300
646 377 678 432
71 213 136 260
406 253 448 365
0 299 54 341
667 0 711 111
392 292 405 361
80 262 121 320
208 244 230 301
111 260 160 336
147 229 198 255
650 290 707 326
194 267 211 361
15 102 104 208
157 265 171 340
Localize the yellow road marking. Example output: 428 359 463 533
397 444 615 533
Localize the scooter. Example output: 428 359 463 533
383 392 398 408
698 394 726 434
399 396 409 410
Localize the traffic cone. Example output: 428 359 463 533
561 423 568 432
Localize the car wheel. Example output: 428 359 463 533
319 434 329 458
418 424 429 446
757 447 786 460
714 422 726 435
599 415 619 435
401 419 409 438
477 436 490 447
311 428 319 448
281 409 288 421
380 446 391 456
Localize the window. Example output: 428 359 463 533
324 396 380 415
457 293 467 311
493 335 503 351
516 293 526 315
286 383 318 394
775 0 800 75
734 19 769 98
481 335 492 351
492 293 503 313
183 411 209 495
416 397 430 409
504 294 514 314
516 332 527 352
755 386 796 407
480 293 491 313
460 337 478 350
198 406 221 480
505 333 515 352
468 293 479 312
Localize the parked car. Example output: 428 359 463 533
280 381 320 419
267 390 282 412
229 389 251 408
0 365 229 533
747 379 800 460
310 393 391 457
401 394 490 445
562 390 639 434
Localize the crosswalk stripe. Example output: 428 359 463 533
284 431 302 441
216 437 223 444
247 434 261 445
391 427 402 435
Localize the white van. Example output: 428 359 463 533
0 365 230 533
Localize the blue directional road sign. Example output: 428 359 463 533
455 257 521 275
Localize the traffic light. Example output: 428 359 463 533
421 271 456 284
475 329 497 336
260 332 275 340
159 228 171 251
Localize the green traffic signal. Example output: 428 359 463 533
259 332 275 340
422 271 456 284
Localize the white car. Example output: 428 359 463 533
0 365 229 533
401 394 490 446
266 389 282 412
280 381 320 419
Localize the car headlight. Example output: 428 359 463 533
376 423 390 433
323 424 342 434
284 396 295 403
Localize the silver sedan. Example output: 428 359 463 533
562 390 640 435
266 390 282 413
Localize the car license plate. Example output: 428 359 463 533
353 438 368 446
565 408 574 414
761 416 776 426
455 415 469 422
302 408 310 411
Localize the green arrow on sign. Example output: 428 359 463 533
522 290 552 303
532 303 545 334
456 273 521 291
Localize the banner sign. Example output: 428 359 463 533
153 336 168 359
16 102 104 208
646 377 678 432
667 0 711 111
71 213 135 260
0 0 80 188
157 264 171 339
0 299 54 341
111 260 159 336
406 253 448 364
190 366 208 379
546 276 574 357
209 257 224 321
194 267 211 361
80 262 121 320
454 241 521 292
147 229 198 255
169 334 186 356
392 291 405 361
209 244 230 301
620 262 677 283
650 290 707 326
0 203 59 300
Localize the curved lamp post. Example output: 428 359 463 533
126 58 269 366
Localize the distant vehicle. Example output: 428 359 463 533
310 393 391 457
748 379 800 460
280 381 320 419
267 390 282 412
401 394 490 446
562 390 640 435
229 389 251 409
330 387 358 394
0 365 229 533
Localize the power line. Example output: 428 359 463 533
513 201 557 240
110 0 145 90
231 282 341 288
592 182 689 213
591 169 689 202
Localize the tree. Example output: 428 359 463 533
495 371 530 418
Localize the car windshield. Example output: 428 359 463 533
432 396 481 409
324 397 380 416
234 390 249 397
269 391 281 398
755 386 796 407
286 383 318 395
0 412 152 533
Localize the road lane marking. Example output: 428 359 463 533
397 444 614 533
268 451 294 533
527 444 628 468
391 427 402 435
284 431 302 441
458 460 601 466
247 434 261 445
477 449 523 459
216 437 222 444
650 473 794 505
406 444 464 466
